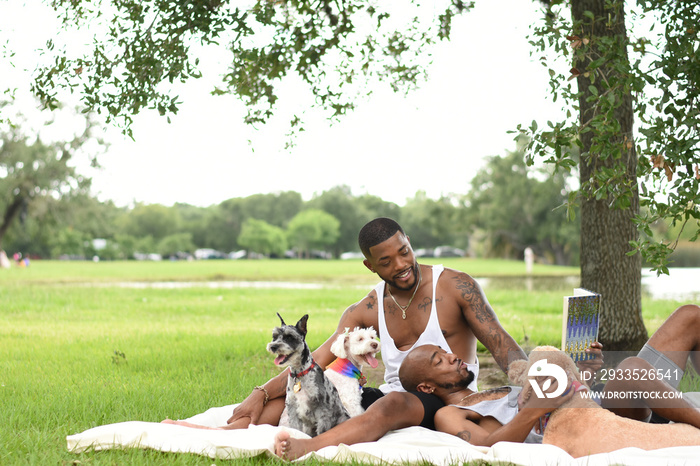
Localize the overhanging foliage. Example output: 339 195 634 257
33 0 472 138
519 0 699 274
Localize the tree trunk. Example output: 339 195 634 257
0 195 26 250
572 0 648 352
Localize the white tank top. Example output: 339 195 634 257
449 387 543 444
376 264 479 393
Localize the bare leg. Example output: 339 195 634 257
644 304 700 372
162 397 287 431
601 304 700 422
602 357 700 428
161 419 222 430
274 392 424 460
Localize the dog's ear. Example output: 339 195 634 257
296 314 309 336
277 312 286 326
550 349 582 383
330 333 348 359
507 359 530 386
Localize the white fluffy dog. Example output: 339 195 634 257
325 327 381 417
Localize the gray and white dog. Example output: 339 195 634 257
267 313 350 437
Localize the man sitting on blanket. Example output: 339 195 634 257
167 217 612 458
169 218 609 458
398 304 700 447
232 217 529 459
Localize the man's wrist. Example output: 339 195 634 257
253 385 270 406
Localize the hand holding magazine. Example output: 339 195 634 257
562 288 601 362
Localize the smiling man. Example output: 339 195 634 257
226 217 526 460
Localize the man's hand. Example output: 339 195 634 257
519 376 575 415
227 388 266 426
358 374 367 387
518 375 576 433
577 341 603 386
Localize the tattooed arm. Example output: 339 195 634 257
435 405 545 447
452 272 526 374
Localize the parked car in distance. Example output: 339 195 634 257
340 251 364 260
228 250 247 260
413 248 435 258
194 248 226 260
434 246 465 258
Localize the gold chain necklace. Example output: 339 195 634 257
387 266 422 319
457 392 473 405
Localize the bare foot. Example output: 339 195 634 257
274 430 313 460
161 419 221 430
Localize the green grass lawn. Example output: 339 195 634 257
0 259 690 465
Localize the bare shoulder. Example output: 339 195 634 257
439 266 495 323
439 267 484 299
337 289 380 331
440 404 482 421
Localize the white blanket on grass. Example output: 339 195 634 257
67 400 700 466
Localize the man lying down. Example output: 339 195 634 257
399 340 700 457
272 304 700 459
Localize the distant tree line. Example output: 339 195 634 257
0 132 570 264
2 133 696 265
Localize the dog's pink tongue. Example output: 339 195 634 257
366 353 379 369
274 355 286 366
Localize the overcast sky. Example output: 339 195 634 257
2 0 564 208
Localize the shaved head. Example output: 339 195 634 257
399 346 430 392
399 345 475 394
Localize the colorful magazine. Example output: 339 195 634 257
562 288 601 362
